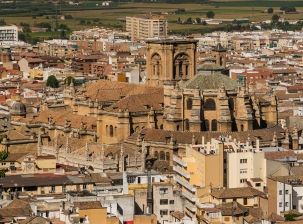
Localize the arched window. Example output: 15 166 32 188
205 99 216 111
166 152 170 161
106 125 108 136
211 119 217 131
185 119 190 131
160 151 165 160
241 124 244 131
187 98 192 110
109 125 113 137
114 127 117 137
154 151 159 159
176 125 180 131
205 120 210 131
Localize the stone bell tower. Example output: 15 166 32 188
145 37 198 87
212 43 227 68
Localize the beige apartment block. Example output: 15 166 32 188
126 14 168 40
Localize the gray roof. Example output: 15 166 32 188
213 43 227 52
180 74 240 90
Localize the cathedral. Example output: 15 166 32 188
6 37 281 173
145 38 277 132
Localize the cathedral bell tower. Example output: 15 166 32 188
146 37 198 87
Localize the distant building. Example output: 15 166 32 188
0 25 18 42
126 14 168 41
102 1 113 6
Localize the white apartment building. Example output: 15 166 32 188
0 25 18 42
126 14 168 41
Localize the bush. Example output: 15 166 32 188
206 10 215 18
268 8 273 13
284 213 299 221
46 75 59 88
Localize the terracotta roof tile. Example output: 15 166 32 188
264 151 296 159
211 187 266 199
74 201 102 210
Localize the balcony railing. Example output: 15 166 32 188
182 189 196 202
185 202 197 213
173 155 187 167
174 176 196 192
173 166 190 178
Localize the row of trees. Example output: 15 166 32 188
46 75 76 88
267 7 296 14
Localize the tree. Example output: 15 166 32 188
267 8 273 13
272 14 280 23
187 17 192 23
79 19 86 25
64 76 75 85
65 14 73 19
177 17 181 22
202 21 207 25
196 17 201 23
0 19 6 26
46 75 59 88
0 150 9 161
206 11 215 19
18 33 26 41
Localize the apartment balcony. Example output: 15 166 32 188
174 176 196 192
173 166 190 178
173 155 187 167
182 189 196 202
185 202 197 213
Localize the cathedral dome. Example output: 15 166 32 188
11 101 26 116
197 63 224 71
180 73 240 90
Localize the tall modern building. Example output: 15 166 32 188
0 25 18 42
126 14 168 40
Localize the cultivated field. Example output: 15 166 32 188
2 1 303 39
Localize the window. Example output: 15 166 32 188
285 202 289 207
169 200 174 204
185 119 190 131
159 188 168 194
224 169 226 174
279 190 283 195
166 152 170 161
160 151 165 160
240 159 247 163
62 185 66 193
1 163 5 166
279 202 282 207
244 198 247 205
170 210 174 214
285 190 289 194
211 119 217 131
187 98 192 110
154 151 159 159
138 177 141 184
255 183 261 187
160 199 168 205
204 120 210 131
160 210 168 215
240 169 247 173
224 159 227 164
10 162 14 165
205 99 216 110
109 125 113 137
240 179 247 183
83 184 87 190
222 199 226 203
51 186 56 193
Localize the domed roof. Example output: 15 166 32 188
197 63 224 71
11 101 26 116
180 73 240 90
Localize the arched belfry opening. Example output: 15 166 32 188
151 53 161 78
145 38 198 87
173 53 190 80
